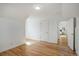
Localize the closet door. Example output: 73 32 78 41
40 20 49 42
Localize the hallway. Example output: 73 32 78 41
0 39 76 56
58 35 68 47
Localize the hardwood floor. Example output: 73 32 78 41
0 39 76 56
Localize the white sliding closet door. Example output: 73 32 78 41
40 20 49 42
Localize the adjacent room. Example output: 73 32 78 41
0 3 79 56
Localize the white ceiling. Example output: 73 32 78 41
0 3 79 21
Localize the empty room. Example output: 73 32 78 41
0 3 79 56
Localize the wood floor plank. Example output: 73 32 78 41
0 39 76 56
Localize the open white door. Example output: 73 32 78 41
40 20 49 42
66 18 74 50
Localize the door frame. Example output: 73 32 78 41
73 17 76 51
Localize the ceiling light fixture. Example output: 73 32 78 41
35 6 40 10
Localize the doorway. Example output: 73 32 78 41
57 18 76 51
57 21 68 47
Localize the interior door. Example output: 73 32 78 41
67 18 74 50
40 20 49 42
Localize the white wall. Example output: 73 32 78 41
0 18 25 52
26 16 64 43
0 5 3 16
75 18 79 55
66 18 74 50
62 3 79 19
0 4 26 52
48 17 58 43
